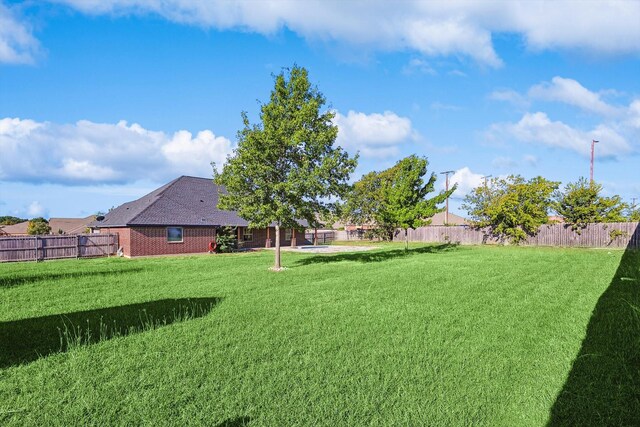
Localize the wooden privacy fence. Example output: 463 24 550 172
393 222 640 249
0 234 118 262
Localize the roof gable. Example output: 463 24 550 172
93 176 249 227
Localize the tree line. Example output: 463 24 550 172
0 216 51 235
463 175 638 244
214 64 637 269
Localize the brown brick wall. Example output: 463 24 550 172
98 225 311 257
129 226 217 257
98 227 131 256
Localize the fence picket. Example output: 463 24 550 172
0 234 117 262
387 222 639 249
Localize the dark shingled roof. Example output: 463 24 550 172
92 176 250 227
92 176 308 228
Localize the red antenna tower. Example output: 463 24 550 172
590 140 599 184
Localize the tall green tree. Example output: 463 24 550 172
554 177 627 232
214 66 357 270
343 155 455 249
341 169 391 239
463 175 559 244
27 217 51 235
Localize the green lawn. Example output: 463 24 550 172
1 244 638 426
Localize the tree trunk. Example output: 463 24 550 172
274 224 281 270
405 229 408 251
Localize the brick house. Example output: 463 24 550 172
91 176 310 257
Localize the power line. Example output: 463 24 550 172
590 140 599 183
440 170 455 224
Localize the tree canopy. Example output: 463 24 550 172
214 65 357 269
343 155 455 248
554 177 627 232
27 217 51 235
0 216 26 226
463 175 559 244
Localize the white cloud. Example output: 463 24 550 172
0 117 233 184
0 3 39 64
529 77 620 116
403 18 502 67
27 201 47 217
161 129 233 173
489 89 530 109
523 154 538 166
628 100 640 128
488 112 632 159
448 167 485 199
29 0 640 67
333 110 416 158
402 58 437 75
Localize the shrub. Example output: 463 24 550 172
215 227 238 253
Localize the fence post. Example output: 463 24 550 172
76 235 80 259
34 236 38 262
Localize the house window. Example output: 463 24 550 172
243 229 253 242
167 227 183 243
285 228 292 241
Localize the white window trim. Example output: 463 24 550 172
285 228 292 241
167 226 184 243
243 229 254 242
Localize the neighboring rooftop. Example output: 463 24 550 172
50 216 96 234
0 221 28 235
92 176 252 228
428 211 468 226
0 216 96 236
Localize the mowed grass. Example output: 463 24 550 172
0 243 638 426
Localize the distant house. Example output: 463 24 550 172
0 216 96 236
427 211 468 226
91 176 310 257
0 221 28 236
548 215 565 223
337 211 467 237
50 216 96 234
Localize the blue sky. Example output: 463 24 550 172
1 0 639 219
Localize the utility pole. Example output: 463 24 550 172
590 140 599 184
440 170 455 224
482 175 492 188
632 197 637 209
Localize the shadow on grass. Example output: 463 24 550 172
0 297 220 369
215 417 252 427
294 243 459 266
0 267 145 288
547 224 640 426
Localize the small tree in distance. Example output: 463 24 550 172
27 217 51 235
554 177 627 232
343 155 455 249
463 175 559 244
214 65 357 270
